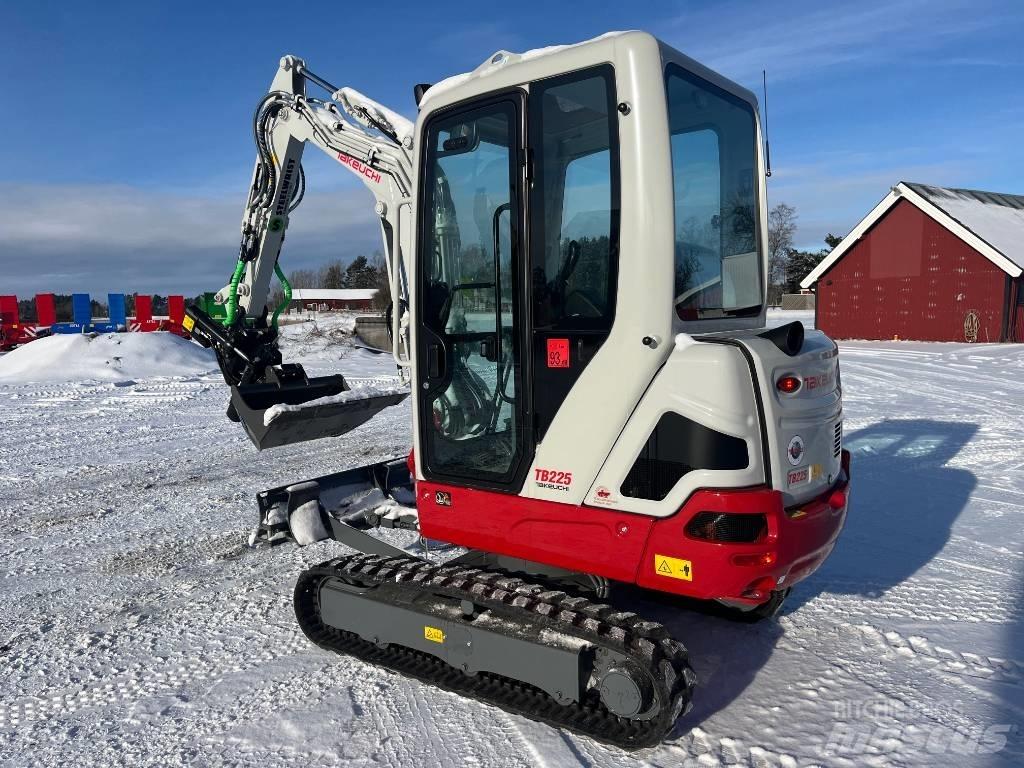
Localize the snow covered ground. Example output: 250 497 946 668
2 312 1023 767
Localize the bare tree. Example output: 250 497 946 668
321 260 345 289
767 203 797 303
287 268 319 290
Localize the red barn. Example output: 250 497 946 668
290 288 378 312
802 182 1024 342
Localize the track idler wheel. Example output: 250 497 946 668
597 663 654 719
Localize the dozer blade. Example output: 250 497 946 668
230 375 409 450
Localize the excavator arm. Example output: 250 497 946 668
185 56 413 449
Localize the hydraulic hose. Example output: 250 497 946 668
224 259 246 327
272 262 292 329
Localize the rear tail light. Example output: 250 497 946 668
776 374 801 394
686 512 767 543
733 551 777 567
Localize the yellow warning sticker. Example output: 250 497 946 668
424 626 445 644
654 554 693 581
182 315 195 332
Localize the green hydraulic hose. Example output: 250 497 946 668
224 259 246 327
272 262 291 329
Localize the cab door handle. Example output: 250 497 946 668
428 343 444 379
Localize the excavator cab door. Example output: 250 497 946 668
416 95 528 490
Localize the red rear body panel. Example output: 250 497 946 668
418 481 655 583
418 450 851 604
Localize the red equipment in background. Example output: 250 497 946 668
1 294 55 350
0 295 25 350
35 294 56 328
129 295 162 332
167 295 187 336
128 294 187 334
2 292 191 347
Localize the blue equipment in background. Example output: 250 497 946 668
50 293 127 334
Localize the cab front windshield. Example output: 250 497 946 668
667 64 762 320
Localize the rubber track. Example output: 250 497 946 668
294 552 697 750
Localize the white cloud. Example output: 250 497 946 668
0 181 381 296
666 0 1001 85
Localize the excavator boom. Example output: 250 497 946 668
186 56 413 448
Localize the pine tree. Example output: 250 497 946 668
344 255 376 288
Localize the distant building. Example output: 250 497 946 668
290 288 378 312
802 182 1024 342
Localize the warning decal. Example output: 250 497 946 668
424 626 445 643
654 554 693 581
547 338 570 368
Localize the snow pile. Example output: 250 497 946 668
341 487 418 529
0 332 216 384
263 382 408 425
334 87 414 145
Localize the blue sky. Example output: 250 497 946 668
2 0 1022 295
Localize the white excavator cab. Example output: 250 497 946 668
407 32 768 493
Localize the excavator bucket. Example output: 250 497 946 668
230 372 409 450
183 305 409 450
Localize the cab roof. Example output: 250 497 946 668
418 30 758 115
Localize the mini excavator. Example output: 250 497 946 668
186 31 851 748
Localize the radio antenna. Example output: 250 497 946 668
762 69 772 178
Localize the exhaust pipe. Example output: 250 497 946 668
759 321 804 357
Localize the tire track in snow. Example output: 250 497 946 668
0 624 310 728
856 624 1024 686
663 727 799 767
799 577 1017 624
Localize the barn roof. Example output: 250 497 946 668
291 288 378 301
800 181 1024 288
